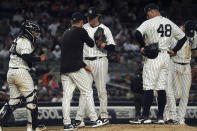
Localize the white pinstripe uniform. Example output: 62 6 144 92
137 16 185 91
7 37 36 124
165 32 197 123
61 68 98 125
75 23 115 120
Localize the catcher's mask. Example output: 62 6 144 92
21 20 41 43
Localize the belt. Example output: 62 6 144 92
174 62 189 65
10 67 19 69
10 67 29 71
159 50 168 53
84 57 103 61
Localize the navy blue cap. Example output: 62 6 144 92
87 7 101 18
144 3 159 13
185 20 196 37
71 12 84 22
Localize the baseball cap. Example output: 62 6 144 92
71 12 84 23
87 7 101 19
185 20 196 37
144 3 159 13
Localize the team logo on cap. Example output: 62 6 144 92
89 10 92 14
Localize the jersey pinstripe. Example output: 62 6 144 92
76 23 115 120
61 68 98 124
83 23 115 57
137 16 185 50
9 37 34 70
138 16 185 91
165 31 197 123
171 32 197 63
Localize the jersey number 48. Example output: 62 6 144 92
157 24 172 37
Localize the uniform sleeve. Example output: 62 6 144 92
17 38 32 55
191 32 197 49
80 28 94 47
136 21 149 36
171 22 185 40
104 27 115 45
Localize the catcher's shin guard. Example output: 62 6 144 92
25 90 38 130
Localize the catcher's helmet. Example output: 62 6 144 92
21 20 41 43
184 20 196 37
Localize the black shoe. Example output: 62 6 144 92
64 124 77 131
141 116 152 124
90 119 104 128
165 119 179 124
129 118 142 124
31 124 46 131
73 120 85 128
101 118 109 125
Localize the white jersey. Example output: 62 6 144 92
9 37 34 70
171 32 197 63
83 23 115 57
137 16 185 50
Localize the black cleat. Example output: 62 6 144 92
73 120 85 128
64 124 77 131
165 119 179 124
101 118 109 125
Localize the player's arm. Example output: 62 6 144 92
18 40 46 63
21 54 46 63
171 22 187 54
172 36 187 53
135 30 146 48
80 28 94 47
135 21 149 49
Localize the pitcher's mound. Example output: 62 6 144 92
77 124 197 131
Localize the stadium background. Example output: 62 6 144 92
0 0 197 129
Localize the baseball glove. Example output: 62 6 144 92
94 27 107 48
142 43 159 59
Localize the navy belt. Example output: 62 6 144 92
10 67 29 71
10 67 19 69
85 57 103 61
174 62 189 65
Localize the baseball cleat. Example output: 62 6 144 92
91 119 104 128
73 120 85 128
129 118 142 124
64 124 77 131
141 116 152 124
0 126 2 131
165 119 179 124
35 125 46 131
101 118 109 125
154 117 165 124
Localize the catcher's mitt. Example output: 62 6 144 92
94 27 107 48
142 43 159 59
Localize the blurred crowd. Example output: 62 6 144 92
0 0 197 104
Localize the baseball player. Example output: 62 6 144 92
165 20 197 124
60 12 104 131
74 7 116 127
135 3 187 124
0 20 46 131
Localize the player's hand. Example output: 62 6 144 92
85 66 92 74
140 48 144 53
168 50 176 56
40 54 47 61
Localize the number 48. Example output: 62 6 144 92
157 24 172 37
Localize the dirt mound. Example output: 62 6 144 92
77 124 197 131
